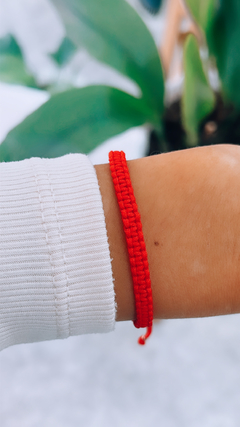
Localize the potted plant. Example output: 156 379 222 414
0 0 239 162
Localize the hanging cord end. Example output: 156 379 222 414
138 326 152 345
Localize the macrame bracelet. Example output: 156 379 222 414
108 151 153 345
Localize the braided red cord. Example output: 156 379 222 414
108 151 153 345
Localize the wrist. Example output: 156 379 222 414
96 144 240 322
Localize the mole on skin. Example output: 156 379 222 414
154 241 159 246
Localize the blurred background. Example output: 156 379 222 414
0 0 168 161
1 0 240 426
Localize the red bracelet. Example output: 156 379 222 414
108 151 153 345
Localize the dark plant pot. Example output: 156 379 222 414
146 94 240 156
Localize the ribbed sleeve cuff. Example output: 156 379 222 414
0 153 116 351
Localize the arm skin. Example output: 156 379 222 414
95 144 240 322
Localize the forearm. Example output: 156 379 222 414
95 144 240 321
1 144 240 351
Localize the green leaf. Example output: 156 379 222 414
51 36 77 66
207 0 240 108
186 0 240 109
51 0 164 115
0 85 158 162
184 0 217 34
0 34 38 88
182 34 215 146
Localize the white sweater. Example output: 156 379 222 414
0 154 116 351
